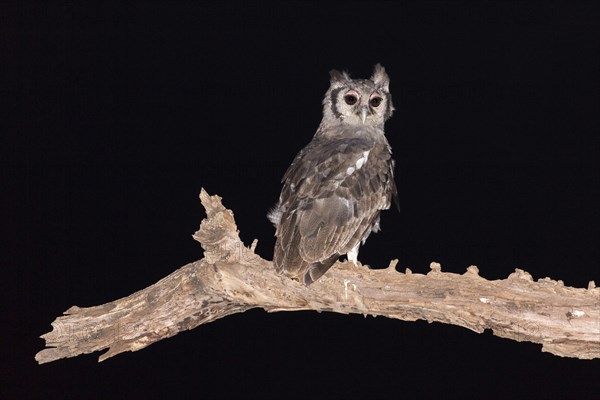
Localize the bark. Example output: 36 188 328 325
35 189 600 364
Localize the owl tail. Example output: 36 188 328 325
273 229 339 285
303 255 340 285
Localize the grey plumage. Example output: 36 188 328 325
269 64 397 285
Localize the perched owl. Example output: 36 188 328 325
268 64 398 285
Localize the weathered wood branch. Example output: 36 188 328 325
36 189 600 364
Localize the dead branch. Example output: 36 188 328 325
35 189 600 364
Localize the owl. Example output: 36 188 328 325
268 64 398 285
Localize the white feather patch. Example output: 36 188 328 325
267 205 282 225
345 151 370 176
355 150 370 170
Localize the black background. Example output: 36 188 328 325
3 1 599 399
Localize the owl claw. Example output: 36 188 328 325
347 245 360 265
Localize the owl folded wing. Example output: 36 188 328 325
273 136 395 282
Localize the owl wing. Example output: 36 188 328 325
273 136 396 284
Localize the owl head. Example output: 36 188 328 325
322 63 394 128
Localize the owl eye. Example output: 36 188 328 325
344 94 358 105
370 96 382 107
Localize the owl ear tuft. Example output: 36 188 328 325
329 69 350 84
371 63 390 91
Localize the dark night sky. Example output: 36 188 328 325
3 1 599 399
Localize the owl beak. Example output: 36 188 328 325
360 106 368 123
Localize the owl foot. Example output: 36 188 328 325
346 244 360 265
